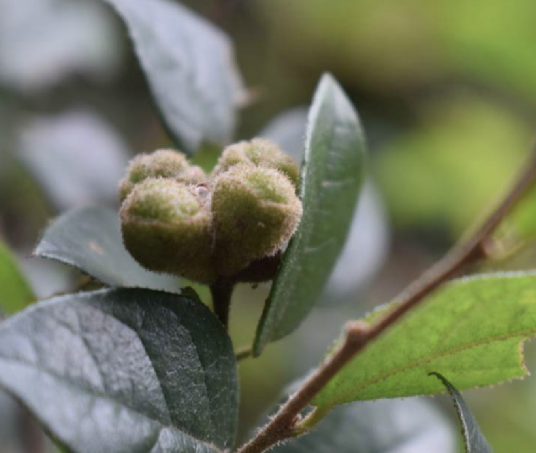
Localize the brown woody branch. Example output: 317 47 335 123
236 145 536 453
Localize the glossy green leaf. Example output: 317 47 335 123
254 74 366 355
0 288 238 453
34 206 181 293
431 373 493 453
0 240 34 314
103 0 244 153
313 272 536 409
273 398 455 453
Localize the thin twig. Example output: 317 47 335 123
235 345 253 361
236 146 536 453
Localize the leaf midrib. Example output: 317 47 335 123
322 327 533 408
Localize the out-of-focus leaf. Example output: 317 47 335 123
259 107 309 157
34 206 181 293
254 74 366 355
0 240 34 314
17 110 130 210
0 0 121 91
260 108 389 302
313 272 536 409
430 373 493 453
260 1 536 102
375 97 532 235
272 398 455 453
103 0 245 153
0 288 238 453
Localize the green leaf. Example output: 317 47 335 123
34 206 181 293
313 272 536 409
272 398 455 453
102 0 244 153
430 373 493 453
0 240 34 314
254 74 366 355
0 288 238 453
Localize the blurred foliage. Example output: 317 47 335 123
2 0 536 451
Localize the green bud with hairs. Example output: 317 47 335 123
119 149 206 201
212 138 300 189
120 178 215 283
211 164 303 276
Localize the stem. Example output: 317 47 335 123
210 279 235 330
235 345 253 361
236 147 536 453
20 408 45 453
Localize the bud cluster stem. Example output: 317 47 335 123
210 279 235 330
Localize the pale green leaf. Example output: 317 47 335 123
254 74 366 355
0 240 34 314
313 272 536 409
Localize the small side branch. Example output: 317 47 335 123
236 147 536 453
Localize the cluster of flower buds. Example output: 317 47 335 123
119 139 303 284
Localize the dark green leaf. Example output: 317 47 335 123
254 74 366 355
430 373 493 453
272 398 455 453
0 240 34 314
103 0 244 153
260 109 389 304
0 288 238 453
34 206 181 293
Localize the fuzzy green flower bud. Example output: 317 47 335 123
119 149 206 201
120 178 215 283
212 138 300 189
212 164 303 276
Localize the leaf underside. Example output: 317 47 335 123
313 272 536 409
0 288 238 453
254 73 366 355
34 206 181 293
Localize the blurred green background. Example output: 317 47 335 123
2 0 536 451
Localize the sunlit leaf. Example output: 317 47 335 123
313 272 536 409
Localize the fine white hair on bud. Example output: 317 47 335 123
120 178 216 283
211 164 303 276
119 149 206 201
118 142 303 283
212 138 300 189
